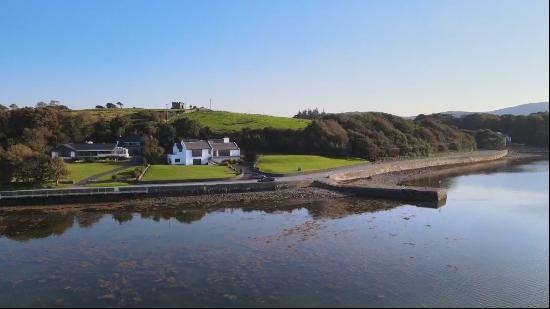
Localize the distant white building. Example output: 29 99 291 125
167 138 241 165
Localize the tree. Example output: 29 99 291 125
116 102 124 108
9 104 18 109
45 157 69 184
173 118 201 138
106 102 117 108
143 135 165 164
36 101 48 108
95 105 104 109
110 117 130 138
158 123 176 150
0 144 35 183
0 144 68 185
22 127 52 152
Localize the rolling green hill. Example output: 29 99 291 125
73 109 310 133
175 111 311 133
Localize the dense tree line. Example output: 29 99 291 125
429 112 549 148
294 108 327 120
235 113 476 161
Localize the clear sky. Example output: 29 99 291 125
0 0 548 116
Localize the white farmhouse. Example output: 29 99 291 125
208 138 241 161
167 140 211 165
167 138 241 165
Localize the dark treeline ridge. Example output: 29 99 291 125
1 107 477 165
236 113 477 160
429 112 549 148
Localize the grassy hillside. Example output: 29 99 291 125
72 109 310 133
176 111 310 133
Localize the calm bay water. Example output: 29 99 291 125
0 160 548 307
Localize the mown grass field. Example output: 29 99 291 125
256 155 367 174
65 162 127 183
141 165 237 182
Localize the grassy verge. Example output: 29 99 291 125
141 165 237 182
256 155 367 174
85 181 132 187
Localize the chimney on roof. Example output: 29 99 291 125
223 137 229 143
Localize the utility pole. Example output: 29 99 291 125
165 103 169 122
209 98 212 110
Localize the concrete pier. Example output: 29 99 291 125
313 179 447 205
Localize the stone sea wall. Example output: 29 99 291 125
329 150 508 182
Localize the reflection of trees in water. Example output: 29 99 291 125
0 213 74 242
113 212 133 224
75 213 104 228
0 197 407 242
138 209 207 224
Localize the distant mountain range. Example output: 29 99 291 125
440 102 549 118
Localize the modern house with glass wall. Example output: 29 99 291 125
51 142 130 160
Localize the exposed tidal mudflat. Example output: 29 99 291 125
0 160 548 307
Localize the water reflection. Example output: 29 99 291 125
403 159 549 188
0 198 405 242
0 213 74 242
0 160 547 307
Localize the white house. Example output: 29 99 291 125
167 138 241 165
208 138 241 162
167 140 211 165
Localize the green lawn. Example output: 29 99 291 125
256 155 367 174
65 162 127 183
177 111 311 133
141 165 237 182
97 166 140 181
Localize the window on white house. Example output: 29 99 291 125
191 149 202 157
175 159 180 163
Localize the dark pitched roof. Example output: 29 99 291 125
208 138 225 143
62 143 118 151
52 144 75 153
118 135 145 143
208 140 240 151
182 140 211 150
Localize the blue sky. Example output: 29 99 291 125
0 0 548 116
